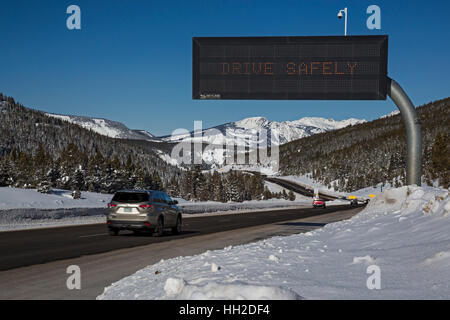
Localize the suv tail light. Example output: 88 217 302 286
108 203 117 208
139 204 152 208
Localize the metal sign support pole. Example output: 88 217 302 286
344 8 347 36
387 77 422 186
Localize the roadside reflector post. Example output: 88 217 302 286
387 78 422 186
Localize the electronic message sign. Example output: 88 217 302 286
193 35 388 100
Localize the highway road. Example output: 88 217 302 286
265 177 338 200
0 204 364 299
243 171 357 202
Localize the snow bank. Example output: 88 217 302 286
0 187 112 210
0 208 108 231
177 198 310 215
162 278 303 300
0 187 111 231
99 186 450 300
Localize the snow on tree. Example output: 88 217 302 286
72 189 81 199
37 180 52 194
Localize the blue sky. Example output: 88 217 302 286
1 0 449 136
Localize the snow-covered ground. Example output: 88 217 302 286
177 198 310 215
264 181 307 200
270 174 387 201
0 212 108 232
0 187 112 210
177 181 313 215
0 187 311 231
98 185 450 300
213 164 279 176
280 174 339 192
0 187 113 231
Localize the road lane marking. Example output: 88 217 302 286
79 233 108 238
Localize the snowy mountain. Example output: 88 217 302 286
380 110 400 119
45 112 365 148
161 116 366 147
155 115 365 169
43 111 366 172
44 111 365 170
45 113 157 141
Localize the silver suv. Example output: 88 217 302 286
107 190 181 236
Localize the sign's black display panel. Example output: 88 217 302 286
193 35 388 100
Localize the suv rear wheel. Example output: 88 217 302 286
172 215 182 235
153 218 164 237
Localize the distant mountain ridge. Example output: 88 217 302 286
161 116 366 147
45 112 366 148
45 113 156 141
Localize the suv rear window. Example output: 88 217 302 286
112 192 150 203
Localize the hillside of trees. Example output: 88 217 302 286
0 93 279 202
167 167 294 202
0 141 166 194
279 97 449 191
0 93 180 185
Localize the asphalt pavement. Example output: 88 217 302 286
0 204 364 299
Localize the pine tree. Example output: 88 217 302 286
46 165 60 187
72 189 81 199
288 190 296 201
16 151 34 187
34 142 51 183
72 166 85 191
37 180 52 194
226 171 241 202
211 171 226 202
248 173 264 200
181 171 194 200
263 186 272 200
166 176 181 198
430 132 449 187
151 171 163 191
196 171 210 201
0 157 10 186
87 150 107 192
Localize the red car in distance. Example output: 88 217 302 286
312 197 326 208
